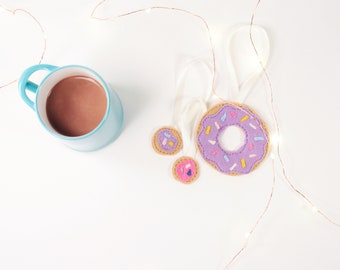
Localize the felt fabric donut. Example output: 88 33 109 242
152 127 183 155
172 156 199 183
196 102 269 175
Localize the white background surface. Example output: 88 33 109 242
0 0 339 269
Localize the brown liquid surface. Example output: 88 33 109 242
46 76 107 137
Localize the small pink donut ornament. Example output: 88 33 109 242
196 102 269 175
172 156 199 184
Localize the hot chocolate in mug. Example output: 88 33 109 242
19 64 124 151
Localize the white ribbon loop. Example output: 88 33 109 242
225 25 270 102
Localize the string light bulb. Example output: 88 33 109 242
312 206 319 213
244 232 251 239
270 133 280 147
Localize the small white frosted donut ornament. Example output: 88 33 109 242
196 102 269 175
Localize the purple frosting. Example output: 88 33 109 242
197 103 269 175
157 128 179 152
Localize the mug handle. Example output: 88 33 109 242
18 64 58 110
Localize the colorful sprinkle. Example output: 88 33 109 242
224 155 230 162
205 125 211 135
240 115 249 122
164 132 171 138
162 138 167 146
211 150 218 156
214 121 220 130
221 112 227 122
230 111 237 118
241 158 246 168
229 163 237 171
249 154 257 158
168 141 174 146
254 136 265 141
249 143 254 150
208 140 216 145
249 123 257 129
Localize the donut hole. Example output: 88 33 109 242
218 125 246 152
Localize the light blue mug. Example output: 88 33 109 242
19 64 124 151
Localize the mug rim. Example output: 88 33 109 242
36 65 111 141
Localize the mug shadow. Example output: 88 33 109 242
109 83 149 131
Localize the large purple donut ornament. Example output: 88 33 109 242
196 102 269 175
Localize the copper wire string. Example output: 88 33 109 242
0 3 47 89
0 79 17 89
0 0 336 269
249 0 340 228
